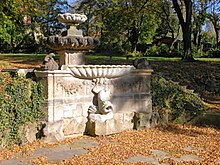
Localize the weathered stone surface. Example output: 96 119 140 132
35 64 153 138
41 53 59 71
182 146 204 152
73 139 99 149
43 120 65 143
44 36 100 51
57 13 87 25
150 149 171 160
87 112 134 136
1 139 99 165
18 122 38 145
123 155 159 164
0 158 25 165
112 95 152 113
68 65 134 79
134 112 151 130
133 58 151 69
46 147 88 163
151 112 160 127
172 155 202 162
62 117 87 136
43 117 87 143
59 51 85 65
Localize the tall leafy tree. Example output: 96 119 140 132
0 0 24 51
0 0 70 53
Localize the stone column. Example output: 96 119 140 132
58 50 85 66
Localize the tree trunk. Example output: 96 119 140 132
193 31 197 46
198 33 202 49
182 25 193 61
214 27 219 48
129 20 139 53
172 0 194 61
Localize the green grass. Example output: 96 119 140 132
0 54 46 58
0 53 219 62
85 55 182 61
195 58 220 62
86 55 220 62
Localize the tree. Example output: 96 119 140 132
207 0 220 48
0 0 70 53
75 0 161 53
192 0 208 50
172 0 194 61
157 0 179 50
0 0 23 52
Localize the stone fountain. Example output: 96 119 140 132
35 13 154 141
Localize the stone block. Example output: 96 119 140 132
63 117 87 136
87 112 134 136
112 95 152 113
43 120 65 143
18 122 38 145
133 112 152 130
54 107 64 121
43 117 87 143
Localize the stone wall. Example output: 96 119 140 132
35 68 153 140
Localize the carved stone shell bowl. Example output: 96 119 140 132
68 65 135 79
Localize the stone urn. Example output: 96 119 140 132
43 13 100 66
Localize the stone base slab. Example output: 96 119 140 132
87 112 153 136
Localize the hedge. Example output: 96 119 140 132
151 75 206 124
0 72 44 147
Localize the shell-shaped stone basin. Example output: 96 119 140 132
68 65 135 79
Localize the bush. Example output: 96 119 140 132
145 45 159 56
208 48 220 58
151 75 206 124
125 51 143 57
0 72 44 147
144 44 181 57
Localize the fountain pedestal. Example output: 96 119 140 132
59 51 84 65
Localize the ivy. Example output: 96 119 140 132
0 72 44 147
151 74 206 123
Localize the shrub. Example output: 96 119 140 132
0 72 44 147
144 44 181 57
208 48 220 58
125 51 143 57
151 75 206 124
145 45 159 56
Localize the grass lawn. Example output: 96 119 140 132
0 54 46 58
0 53 219 64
